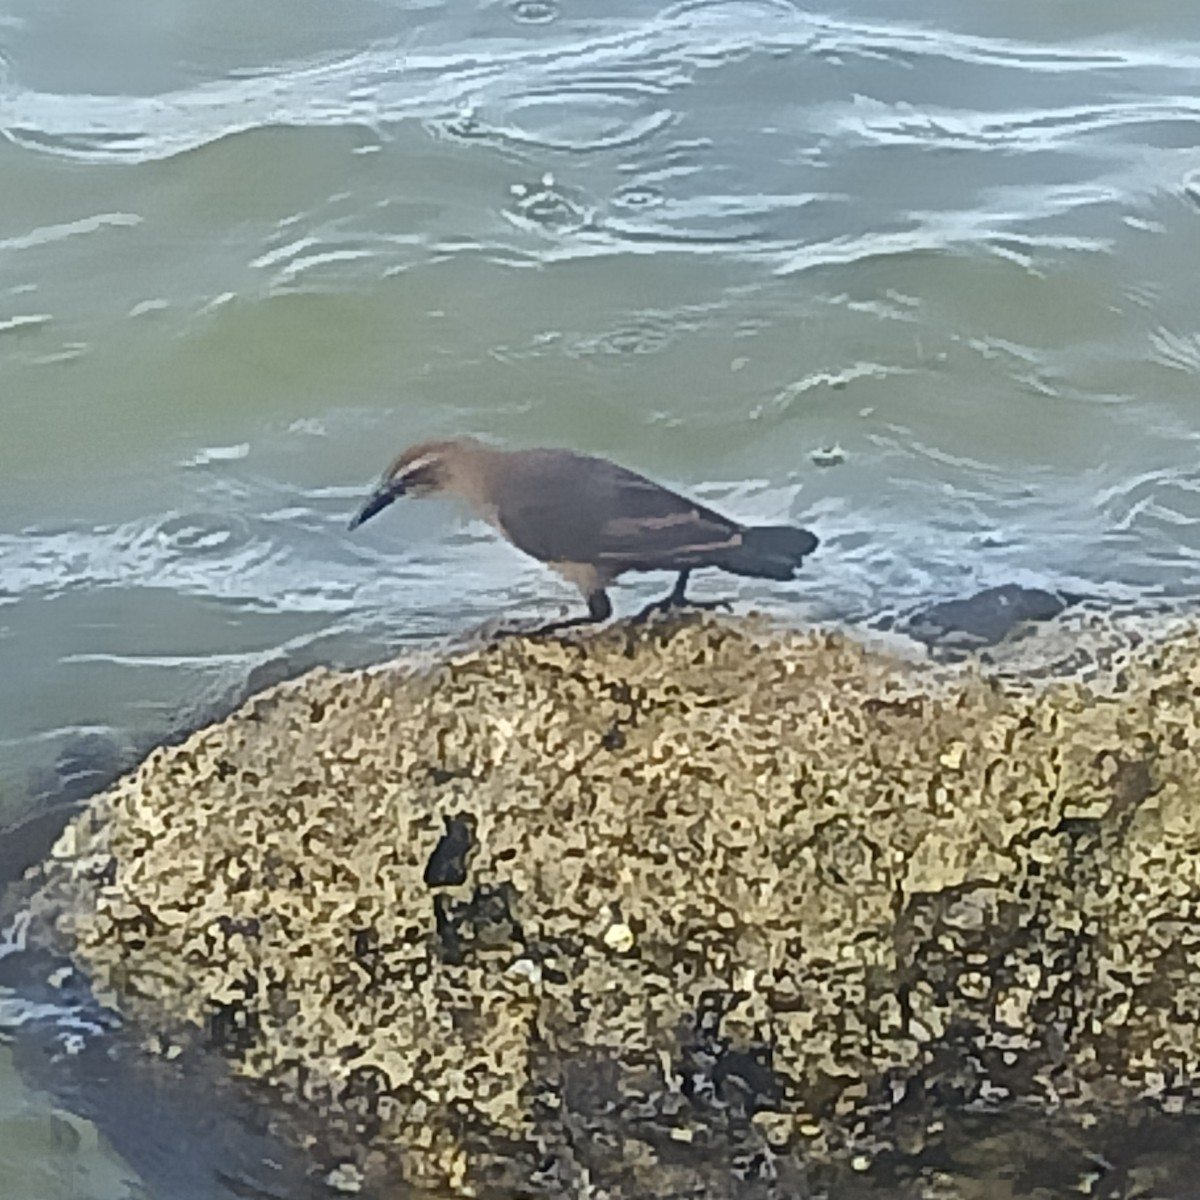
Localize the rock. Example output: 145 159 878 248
904 584 1072 652
7 731 137 893
0 805 83 894
7 1016 335 1200
28 613 1200 1195
25 730 134 810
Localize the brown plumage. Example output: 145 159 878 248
349 438 818 633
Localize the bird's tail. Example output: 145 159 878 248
717 525 819 581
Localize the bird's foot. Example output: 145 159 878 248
631 593 732 625
488 614 602 641
488 623 539 641
528 616 604 638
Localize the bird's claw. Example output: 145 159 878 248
492 616 601 640
631 595 732 626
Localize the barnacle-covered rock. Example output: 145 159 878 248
32 614 1200 1194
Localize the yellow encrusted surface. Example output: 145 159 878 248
37 615 1200 1192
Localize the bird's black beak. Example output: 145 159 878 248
348 482 404 531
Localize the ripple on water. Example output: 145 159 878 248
507 0 560 25
661 0 808 29
600 196 783 251
150 514 248 559
610 183 666 212
0 313 52 335
180 444 251 468
1099 468 1200 556
492 89 674 153
431 86 674 156
64 513 303 599
749 362 913 422
1149 328 1200 376
1183 169 1200 210
576 326 675 357
3 3 1195 173
567 309 704 360
503 173 595 236
839 98 1200 154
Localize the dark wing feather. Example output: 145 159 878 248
493 451 741 569
590 476 743 568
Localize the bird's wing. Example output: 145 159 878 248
495 454 742 570
588 471 744 568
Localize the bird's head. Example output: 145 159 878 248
348 439 477 530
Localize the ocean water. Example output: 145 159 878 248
3 0 1200 1193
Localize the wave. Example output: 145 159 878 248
2 2 1197 165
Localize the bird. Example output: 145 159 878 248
349 438 818 635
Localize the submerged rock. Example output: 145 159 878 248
30 614 1200 1195
25 730 135 809
903 583 1073 652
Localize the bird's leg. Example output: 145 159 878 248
520 589 612 639
632 570 732 624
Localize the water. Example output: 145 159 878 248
3 0 1200 1192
